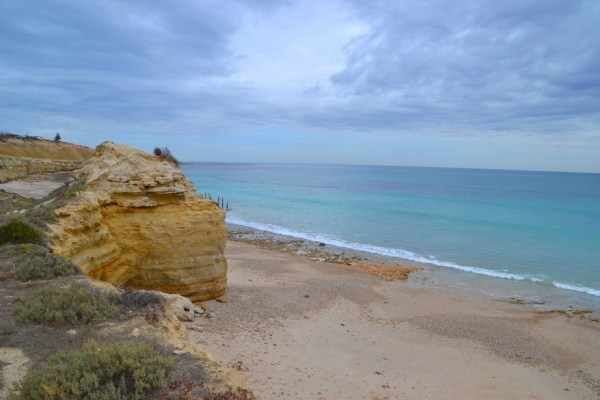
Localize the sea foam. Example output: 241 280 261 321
552 282 600 297
226 216 554 284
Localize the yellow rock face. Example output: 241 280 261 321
49 142 227 302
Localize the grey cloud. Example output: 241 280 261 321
0 1 237 78
236 0 293 12
328 0 600 133
0 0 262 133
0 0 598 142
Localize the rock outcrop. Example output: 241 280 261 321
48 142 227 302
0 137 93 182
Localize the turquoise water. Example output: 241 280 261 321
183 163 600 306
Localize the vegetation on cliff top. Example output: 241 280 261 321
0 147 254 400
0 220 42 246
153 146 180 167
5 340 174 400
14 281 121 326
11 244 81 281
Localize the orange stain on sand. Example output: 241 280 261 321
353 263 418 281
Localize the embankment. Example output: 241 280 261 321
0 136 94 182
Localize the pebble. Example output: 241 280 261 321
233 361 250 372
189 324 204 332
193 306 205 315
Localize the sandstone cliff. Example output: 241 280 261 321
48 142 228 302
0 136 94 182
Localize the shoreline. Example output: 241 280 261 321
190 237 600 399
227 222 600 315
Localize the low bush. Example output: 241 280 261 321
6 340 174 400
12 245 81 281
0 220 42 245
14 281 121 325
0 243 28 258
154 147 180 166
65 180 86 198
121 289 165 309
22 215 52 231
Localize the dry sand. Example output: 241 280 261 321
188 240 600 400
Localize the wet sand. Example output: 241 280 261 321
188 240 600 399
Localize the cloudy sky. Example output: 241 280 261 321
1 0 599 172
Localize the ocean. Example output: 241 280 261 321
183 163 600 310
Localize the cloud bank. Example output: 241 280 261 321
1 0 599 170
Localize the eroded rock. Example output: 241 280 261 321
49 142 228 302
160 293 196 322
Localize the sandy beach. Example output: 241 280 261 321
187 239 600 400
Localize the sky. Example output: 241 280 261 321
1 0 599 172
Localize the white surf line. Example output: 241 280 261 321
227 217 536 281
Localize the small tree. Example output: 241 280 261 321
153 147 179 166
54 133 61 142
161 147 172 159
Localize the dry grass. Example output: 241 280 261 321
0 137 92 160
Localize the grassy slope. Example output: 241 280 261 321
0 137 93 161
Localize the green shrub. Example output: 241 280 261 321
121 289 165 309
65 181 86 198
14 281 121 325
12 245 81 281
22 216 52 231
6 340 174 400
0 220 42 245
0 243 29 258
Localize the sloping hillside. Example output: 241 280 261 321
0 136 94 183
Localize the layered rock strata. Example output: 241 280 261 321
0 137 93 182
49 142 227 302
